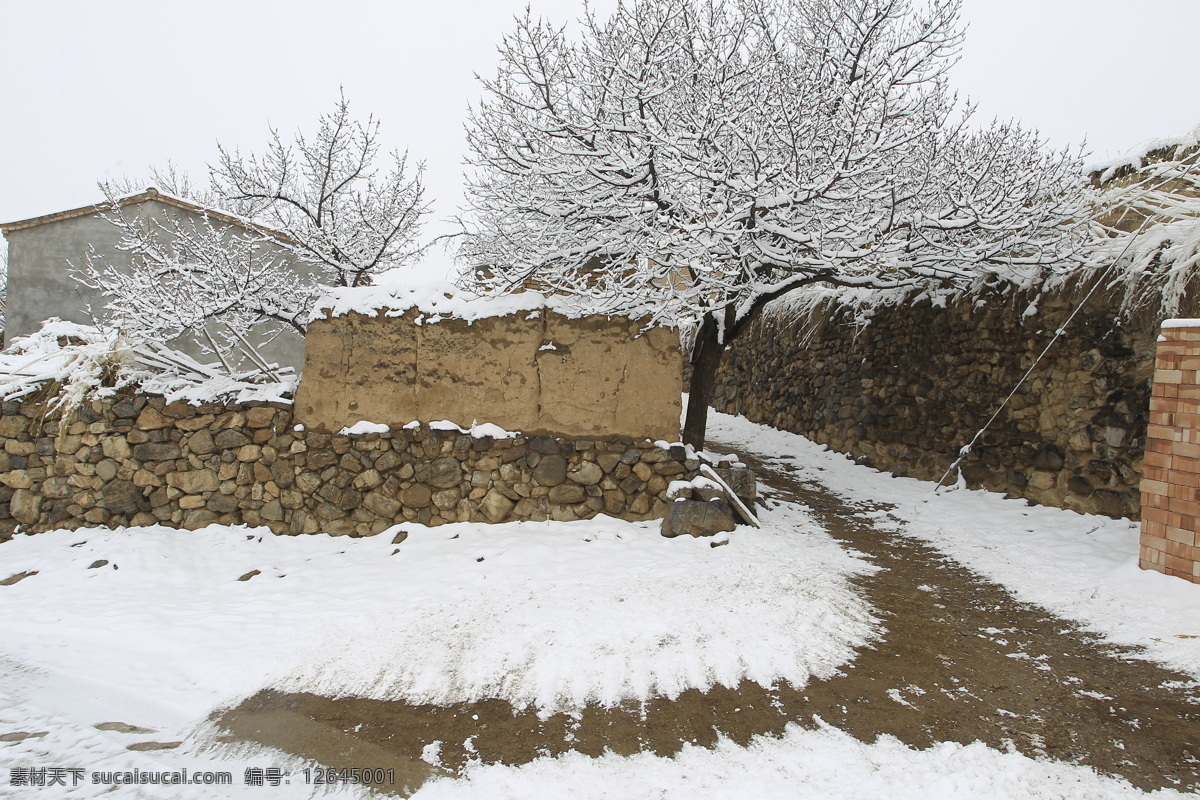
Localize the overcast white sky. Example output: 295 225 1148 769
1 0 1198 242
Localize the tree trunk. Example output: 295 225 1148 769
682 313 725 450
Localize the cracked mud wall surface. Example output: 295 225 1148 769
295 310 682 441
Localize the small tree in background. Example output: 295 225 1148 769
73 193 320 372
459 0 1092 448
76 93 430 371
212 91 429 289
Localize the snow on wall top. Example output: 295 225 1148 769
1161 319 1200 329
310 277 675 327
1086 123 1200 183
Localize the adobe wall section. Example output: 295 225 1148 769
295 308 682 441
713 289 1154 518
1139 323 1200 582
0 393 694 540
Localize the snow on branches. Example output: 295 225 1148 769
75 93 430 374
459 0 1092 446
212 91 429 289
1089 125 1200 319
73 190 318 373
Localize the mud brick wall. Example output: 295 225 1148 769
1140 323 1200 582
296 308 682 441
713 289 1156 519
0 393 695 540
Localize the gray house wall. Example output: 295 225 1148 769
6 211 117 337
2 197 306 373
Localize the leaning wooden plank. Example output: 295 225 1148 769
699 463 760 528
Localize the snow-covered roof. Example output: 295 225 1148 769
0 187 289 242
311 276 676 326
1086 123 1200 184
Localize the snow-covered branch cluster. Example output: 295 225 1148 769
73 192 320 371
75 93 430 373
459 0 1091 445
459 0 1090 338
0 319 296 414
1090 126 1200 318
213 91 429 289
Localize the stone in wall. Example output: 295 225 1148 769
712 288 1154 519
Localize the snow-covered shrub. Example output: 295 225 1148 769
0 319 295 416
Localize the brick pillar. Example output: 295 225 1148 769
1140 321 1200 582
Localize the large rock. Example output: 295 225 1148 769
213 429 252 450
1 470 34 489
10 489 41 524
548 484 586 504
182 509 219 530
0 416 28 438
416 457 462 489
713 468 757 502
135 406 171 430
400 484 433 508
528 436 560 455
166 470 220 494
352 469 383 490
42 477 73 498
532 454 567 486
187 429 215 455
245 407 276 429
433 487 461 509
101 437 133 461
597 452 623 473
1032 444 1065 471
661 499 736 538
207 494 240 514
567 461 603 485
480 489 515 523
98 480 148 516
132 442 181 462
364 491 402 518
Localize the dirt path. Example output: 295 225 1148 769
214 447 1200 795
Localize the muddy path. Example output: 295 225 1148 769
214 446 1200 794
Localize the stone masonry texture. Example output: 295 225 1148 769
0 393 696 540
712 288 1157 519
1139 324 1200 583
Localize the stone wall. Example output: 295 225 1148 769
0 392 694 540
712 288 1156 518
1140 322 1200 582
295 308 682 441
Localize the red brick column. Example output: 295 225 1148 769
1141 321 1200 582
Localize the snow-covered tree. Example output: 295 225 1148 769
459 0 1092 447
77 94 429 370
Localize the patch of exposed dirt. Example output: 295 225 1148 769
214 446 1200 795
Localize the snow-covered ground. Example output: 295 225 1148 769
414 722 1179 800
1 409 1198 798
708 411 1200 680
